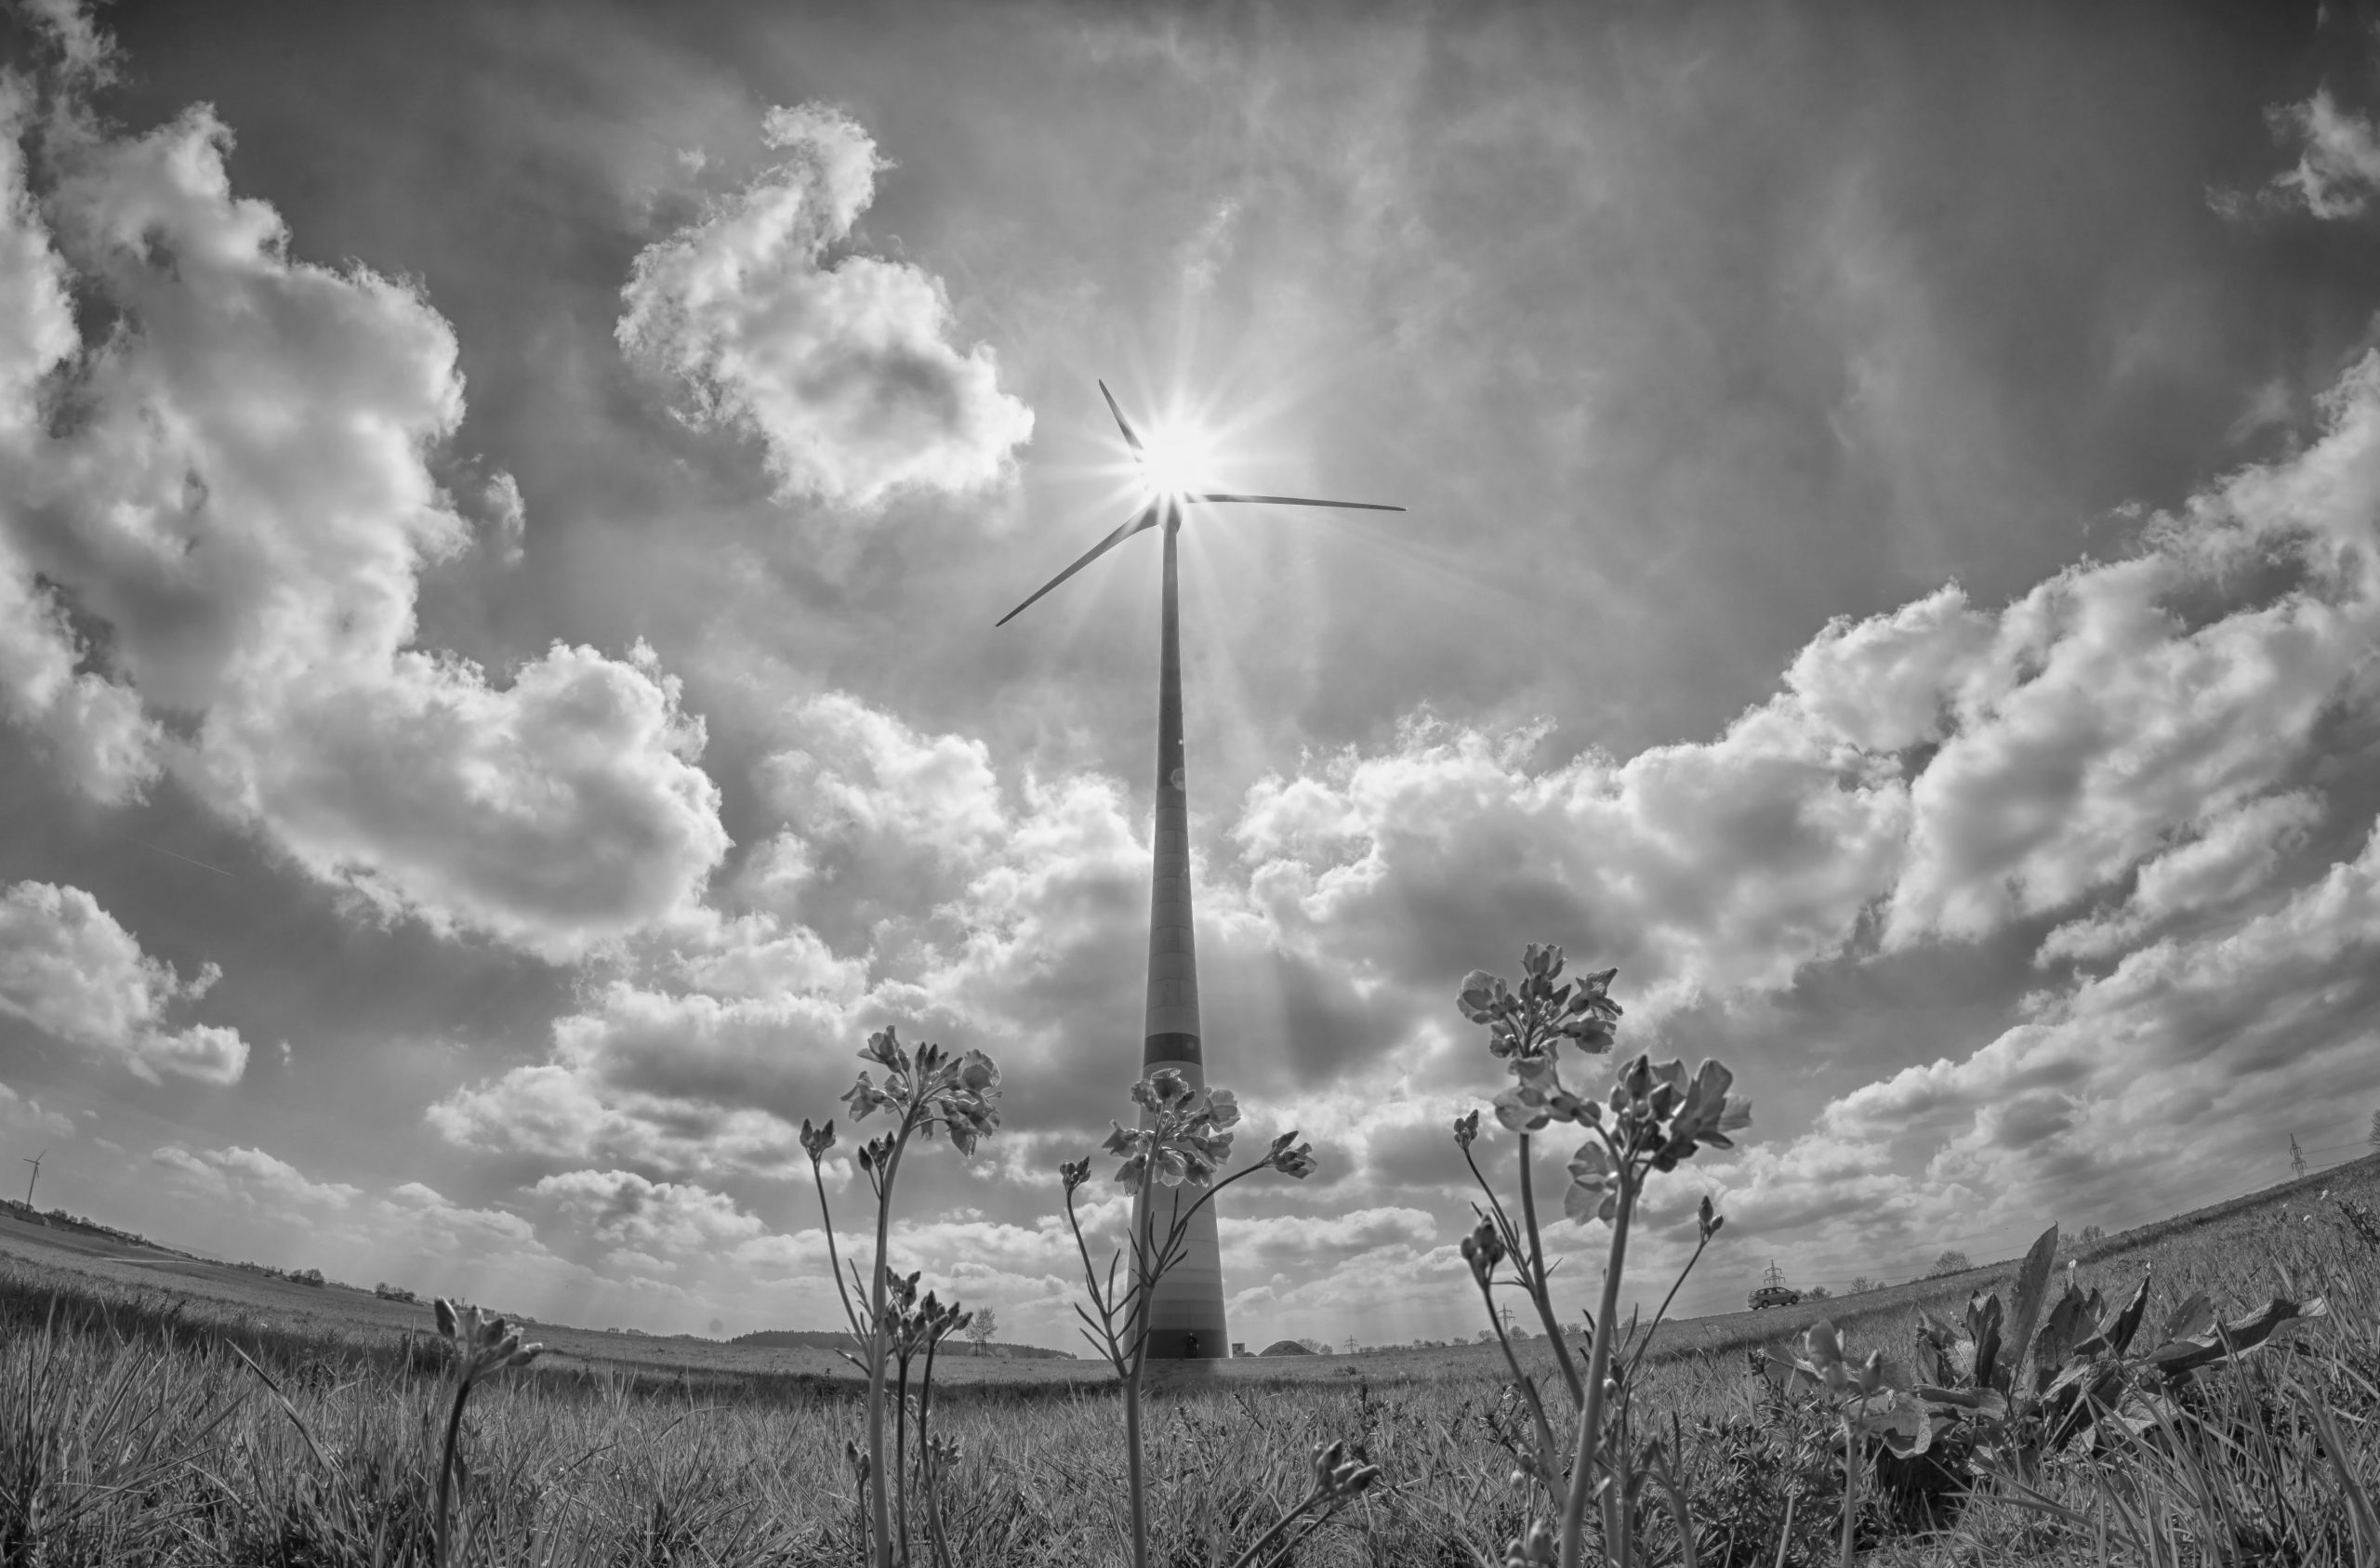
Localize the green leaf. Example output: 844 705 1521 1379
2074 1268 2151 1360
1997 1224 2060 1394
1966 1292 2004 1393
2159 1291 2213 1345
2145 1297 2328 1377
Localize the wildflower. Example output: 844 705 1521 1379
1266 1131 1317 1179
1454 1108 1480 1150
800 1117 836 1163
1060 1156 1091 1193
431 1298 543 1386
429 1298 543 1568
1461 1219 1506 1284
1310 1438 1381 1502
1697 1192 1724 1243
1104 1072 1240 1189
1504 1521 1557 1566
840 1027 1003 1155
1565 1140 1618 1225
1460 949 1623 1072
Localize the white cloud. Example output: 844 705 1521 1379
2037 791 2323 963
0 882 248 1084
616 102 1034 509
760 692 1006 869
0 83 160 802
0 87 729 958
532 1168 766 1256
151 1143 361 1209
1882 560 2368 944
1709 816 2380 1271
0 1083 74 1142
431 750 1157 1177
1233 705 1911 1021
2268 88 2380 218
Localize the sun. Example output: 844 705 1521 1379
1135 417 1218 497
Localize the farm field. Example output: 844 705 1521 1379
10 1151 2370 1390
4 1154 2374 1564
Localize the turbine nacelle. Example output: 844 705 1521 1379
996 380 1404 627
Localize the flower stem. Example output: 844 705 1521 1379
812 1157 864 1338
1122 1163 1156 1568
434 1375 471 1568
1838 1411 1858 1568
864 1126 911 1568
1556 1160 1634 1568
1223 1486 1322 1568
894 1348 913 1568
1472 1269 1560 1489
1515 1130 1584 1404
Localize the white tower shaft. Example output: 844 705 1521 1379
1139 510 1225 1360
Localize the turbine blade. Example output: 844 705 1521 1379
1098 380 1146 457
1194 494 1406 512
995 505 1162 626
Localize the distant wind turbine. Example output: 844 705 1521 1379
998 381 1403 1361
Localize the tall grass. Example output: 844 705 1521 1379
1 1193 2375 1566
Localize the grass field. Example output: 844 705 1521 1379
3 1154 2375 1564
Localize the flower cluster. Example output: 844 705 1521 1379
1561 1057 1752 1222
1099 1068 1312 1190
1789 1320 1932 1456
1503 1521 1556 1566
431 1298 543 1387
1458 943 1620 1066
1309 1438 1381 1503
840 1026 1002 1154
1461 1218 1507 1285
879 1269 972 1356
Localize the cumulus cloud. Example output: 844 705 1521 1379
1233 705 1911 1022
0 67 728 958
617 103 1034 509
533 1168 766 1258
1241 338 2380 995
0 1083 74 1141
2268 88 2380 218
1712 816 2380 1265
152 1143 361 1209
0 882 248 1084
2037 791 2323 964
430 747 1154 1178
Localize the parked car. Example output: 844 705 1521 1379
1747 1283 1803 1311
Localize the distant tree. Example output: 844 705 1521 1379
1927 1250 1972 1279
1302 1337 1331 1356
1476 1328 1497 1345
966 1304 998 1356
2292 1134 2307 1179
2072 1223 2106 1249
1848 1276 1879 1295
1805 1285 1831 1299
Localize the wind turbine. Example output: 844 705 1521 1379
998 382 1403 1360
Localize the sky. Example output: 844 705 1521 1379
3 0 2380 1350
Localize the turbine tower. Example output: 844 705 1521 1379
998 382 1402 1359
